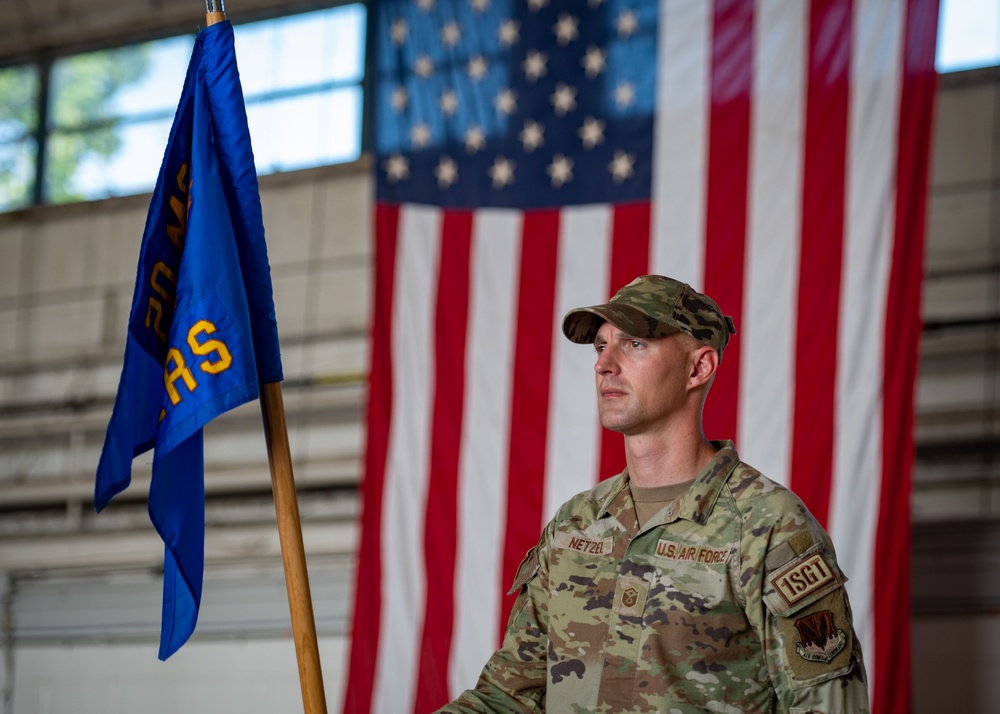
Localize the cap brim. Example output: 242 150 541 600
561 304 679 344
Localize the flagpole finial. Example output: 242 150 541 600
205 0 226 25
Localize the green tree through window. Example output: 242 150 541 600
0 65 39 211
47 45 152 203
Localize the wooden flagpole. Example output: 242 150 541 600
204 4 328 713
259 383 328 714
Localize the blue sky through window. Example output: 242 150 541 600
938 0 1000 72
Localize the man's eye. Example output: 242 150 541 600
630 340 643 349
594 343 605 353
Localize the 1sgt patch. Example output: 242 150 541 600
764 545 844 613
772 552 837 607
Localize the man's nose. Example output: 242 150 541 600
595 345 619 374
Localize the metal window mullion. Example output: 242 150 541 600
31 57 51 205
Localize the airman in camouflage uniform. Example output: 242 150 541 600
438 275 869 714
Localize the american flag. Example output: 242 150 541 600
343 1 939 712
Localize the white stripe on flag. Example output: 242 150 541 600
373 205 441 714
739 0 806 486
832 0 906 692
450 210 522 694
545 206 613 522
651 0 712 287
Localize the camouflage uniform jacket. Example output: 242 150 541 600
438 441 869 714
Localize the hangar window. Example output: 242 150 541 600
0 64 39 212
0 3 366 211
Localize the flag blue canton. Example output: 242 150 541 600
375 0 656 208
95 20 281 660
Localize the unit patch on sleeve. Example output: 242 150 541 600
793 610 846 663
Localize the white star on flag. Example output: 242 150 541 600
435 156 459 187
616 9 638 38
439 90 459 116
415 54 434 78
582 45 607 78
519 120 545 152
464 125 485 153
522 50 548 82
498 19 520 47
390 86 408 112
390 18 408 45
382 153 409 183
467 55 489 80
553 14 580 45
614 81 635 108
495 88 518 115
410 123 432 148
550 83 577 116
546 154 573 187
441 21 462 47
578 116 605 149
608 149 635 183
487 156 515 188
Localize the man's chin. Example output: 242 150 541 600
598 414 630 434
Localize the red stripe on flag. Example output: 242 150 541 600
876 2 938 711
413 211 474 712
599 202 652 481
498 210 560 641
343 203 400 714
702 0 753 443
790 0 852 527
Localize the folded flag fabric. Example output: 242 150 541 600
95 20 282 660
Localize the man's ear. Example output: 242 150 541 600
689 345 719 389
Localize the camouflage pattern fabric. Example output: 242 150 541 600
437 442 869 714
561 275 737 359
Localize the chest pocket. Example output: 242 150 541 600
649 540 736 610
547 529 618 605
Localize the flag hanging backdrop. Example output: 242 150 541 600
95 20 282 660
344 0 938 712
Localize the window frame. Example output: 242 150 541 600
0 1 369 213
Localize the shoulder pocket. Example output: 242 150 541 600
764 544 857 689
507 546 539 596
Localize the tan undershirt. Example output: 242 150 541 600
630 479 695 528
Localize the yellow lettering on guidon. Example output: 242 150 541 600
166 163 190 250
146 299 168 342
188 320 232 374
145 261 177 344
150 261 176 301
162 321 233 409
164 348 197 406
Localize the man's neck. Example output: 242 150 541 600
624 425 717 487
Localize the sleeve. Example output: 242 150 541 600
744 498 871 714
435 537 549 714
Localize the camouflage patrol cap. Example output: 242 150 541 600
562 275 737 358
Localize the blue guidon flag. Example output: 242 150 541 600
95 20 282 661
344 1 939 713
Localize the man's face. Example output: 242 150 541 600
592 320 693 435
